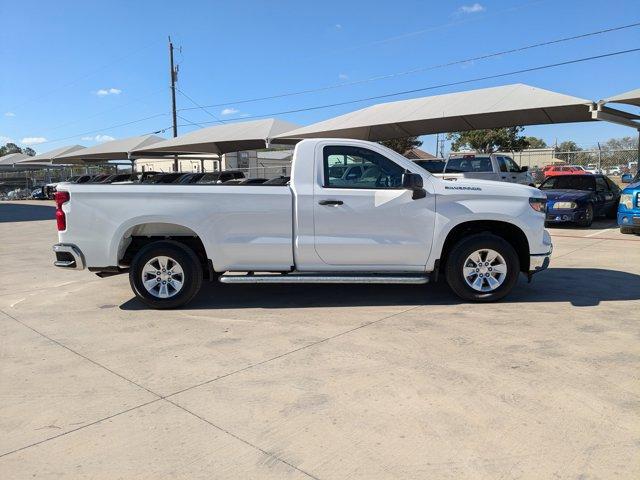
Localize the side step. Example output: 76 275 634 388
219 273 429 285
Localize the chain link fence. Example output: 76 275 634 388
508 148 638 185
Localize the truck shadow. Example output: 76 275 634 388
0 203 55 223
119 267 640 310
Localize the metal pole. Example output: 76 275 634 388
169 36 179 172
597 142 602 173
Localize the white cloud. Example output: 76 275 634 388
335 23 342 29
95 87 122 96
4 112 15 117
220 107 239 116
0 135 13 144
81 134 115 143
458 3 485 14
21 137 47 145
338 73 349 81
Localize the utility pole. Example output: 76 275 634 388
169 36 179 171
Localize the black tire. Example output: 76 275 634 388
577 204 594 227
129 240 203 309
445 234 520 302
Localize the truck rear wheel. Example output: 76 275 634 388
129 240 203 309
445 234 520 302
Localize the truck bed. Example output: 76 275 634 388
57 183 294 271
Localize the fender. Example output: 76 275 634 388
110 215 212 266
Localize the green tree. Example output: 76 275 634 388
446 127 529 153
0 143 36 157
555 140 582 163
556 140 580 152
602 136 638 151
0 142 23 156
379 136 423 154
524 136 547 149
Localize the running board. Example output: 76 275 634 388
218 273 430 285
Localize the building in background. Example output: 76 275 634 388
222 149 293 177
135 154 220 173
403 148 437 160
498 148 564 169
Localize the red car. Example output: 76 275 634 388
543 165 587 178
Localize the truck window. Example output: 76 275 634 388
497 157 508 173
323 146 404 189
446 157 493 173
503 156 521 172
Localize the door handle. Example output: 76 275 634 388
318 199 343 206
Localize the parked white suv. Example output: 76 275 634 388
52 139 552 308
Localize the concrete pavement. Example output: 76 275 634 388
1 200 639 479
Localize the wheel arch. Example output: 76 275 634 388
437 220 531 273
110 218 212 272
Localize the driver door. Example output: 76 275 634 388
313 145 434 268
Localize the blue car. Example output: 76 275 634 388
539 174 620 227
618 171 640 234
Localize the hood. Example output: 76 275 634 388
543 189 593 201
622 181 640 193
431 175 540 198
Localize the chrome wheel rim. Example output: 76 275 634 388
141 256 184 298
463 249 507 292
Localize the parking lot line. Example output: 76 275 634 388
550 233 639 241
583 227 619 237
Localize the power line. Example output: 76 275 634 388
176 88 224 123
34 45 640 147
35 113 168 147
170 47 640 128
7 42 158 112
176 21 640 111
176 114 206 129
42 87 167 134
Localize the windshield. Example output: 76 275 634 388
539 175 595 191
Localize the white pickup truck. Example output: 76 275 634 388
417 153 535 186
53 138 552 308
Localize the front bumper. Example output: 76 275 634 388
617 212 640 232
528 229 552 276
529 252 551 273
545 208 587 224
53 243 85 270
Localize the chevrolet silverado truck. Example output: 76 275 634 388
52 139 552 309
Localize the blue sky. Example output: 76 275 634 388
1 0 639 155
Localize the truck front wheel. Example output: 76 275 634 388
445 234 520 302
129 240 203 309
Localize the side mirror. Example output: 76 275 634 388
520 166 529 172
621 173 632 183
402 172 426 200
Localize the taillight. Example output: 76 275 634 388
55 191 70 231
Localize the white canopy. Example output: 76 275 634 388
276 84 638 141
0 153 30 165
132 118 300 155
54 135 165 164
15 145 85 164
601 88 640 108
